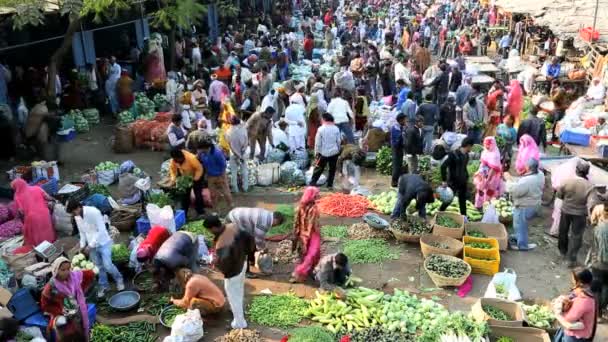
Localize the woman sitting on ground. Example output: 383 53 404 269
172 268 226 315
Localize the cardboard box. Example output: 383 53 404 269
472 298 525 327
489 325 551 342
0 287 11 306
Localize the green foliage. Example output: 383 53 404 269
151 0 207 30
216 0 239 18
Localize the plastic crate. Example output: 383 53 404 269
24 303 96 329
463 245 501 276
136 209 185 234
579 27 600 42
463 236 500 252
559 130 590 146
7 288 40 321
29 177 59 195
57 129 76 142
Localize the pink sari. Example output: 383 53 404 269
474 137 505 208
292 187 322 282
506 80 524 125
54 270 90 341
11 179 55 253
516 134 540 175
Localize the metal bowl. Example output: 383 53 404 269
159 304 186 328
108 291 141 312
363 212 389 229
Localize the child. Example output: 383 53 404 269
496 115 517 171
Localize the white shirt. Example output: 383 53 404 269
76 206 111 249
289 93 305 106
327 97 353 124
394 62 411 85
587 83 606 101
315 124 342 157
167 124 187 147
181 109 193 130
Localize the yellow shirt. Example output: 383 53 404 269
169 150 203 181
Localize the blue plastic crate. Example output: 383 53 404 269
24 304 96 329
57 130 76 143
29 177 59 195
136 209 185 234
560 130 591 146
7 288 40 321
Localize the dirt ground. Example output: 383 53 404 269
1 119 606 341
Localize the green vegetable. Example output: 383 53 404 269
523 304 555 329
288 327 334 342
482 304 511 321
267 204 295 236
88 184 111 196
497 337 514 342
429 241 450 249
175 175 193 194
148 191 172 207
369 191 398 214
143 294 171 315
471 144 484 153
118 110 135 124
390 216 432 235
321 225 348 239
375 146 406 175
182 220 215 246
111 244 130 264
426 255 469 278
95 161 119 172
91 322 156 342
436 215 461 228
467 230 487 238
248 294 308 327
349 326 415 342
495 282 507 297
344 239 400 264
153 93 169 109
161 305 186 327
133 270 154 290
466 242 493 249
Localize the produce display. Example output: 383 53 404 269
369 191 397 214
421 199 482 222
390 216 432 235
467 161 481 181
425 255 469 278
429 242 450 249
90 322 156 342
471 145 483 154
317 193 371 217
306 287 488 340
82 108 100 125
267 204 295 236
214 329 264 342
288 326 335 342
343 239 399 264
495 282 507 299
153 93 169 109
271 240 298 264
522 304 555 329
133 270 153 290
148 191 172 207
435 215 461 228
496 337 514 342
143 294 171 315
95 161 120 172
482 305 511 321
118 110 135 124
348 223 392 240
418 156 431 172
490 198 513 221
182 220 215 245
495 136 506 150
175 175 193 194
161 305 186 327
135 93 156 120
348 326 415 342
375 146 392 175
66 109 90 133
344 275 363 287
466 242 493 249
247 294 308 327
71 253 98 273
467 230 487 238
321 225 348 239
88 183 111 196
111 244 130 264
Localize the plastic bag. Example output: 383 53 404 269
255 251 273 274
146 203 176 233
481 204 500 224
129 236 144 272
167 309 204 342
224 263 247 329
550 198 562 236
436 186 454 204
484 268 521 301
197 236 210 263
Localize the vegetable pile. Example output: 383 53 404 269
343 239 399 264
267 204 295 236
288 326 335 342
482 305 511 321
135 93 156 120
348 223 392 240
90 322 156 342
148 191 172 207
161 305 186 327
495 282 507 299
214 329 264 342
153 93 169 110
143 294 171 315
410 199 482 221
133 270 154 290
348 326 415 342
118 110 135 124
88 183 111 196
306 287 488 340
66 109 89 133
270 240 298 264
490 198 513 221
111 244 130 264
71 253 98 274
466 230 487 238
82 108 100 125
466 242 493 249
182 220 215 245
369 191 397 214
321 225 348 239
175 175 193 194
425 255 469 278
390 216 432 235
429 242 450 249
522 304 555 329
497 337 514 342
248 294 308 327
95 161 119 172
375 146 392 175
318 193 371 218
435 215 461 228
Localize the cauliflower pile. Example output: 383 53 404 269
71 253 99 274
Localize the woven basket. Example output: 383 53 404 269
111 206 141 232
390 228 422 243
424 254 471 287
420 234 464 258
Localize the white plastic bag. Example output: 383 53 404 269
52 202 73 236
167 309 204 342
481 204 500 224
550 198 562 236
484 268 521 301
146 203 176 233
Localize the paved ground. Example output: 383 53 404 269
1 119 606 341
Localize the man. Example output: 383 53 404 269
172 268 225 315
402 91 417 121
572 77 606 110
440 137 474 216
591 113 608 135
504 158 545 251
105 56 121 114
167 113 188 150
227 207 285 277
169 148 205 217
153 231 199 291
337 143 366 187
391 113 407 187
394 57 411 89
416 94 439 154
517 106 547 151
284 99 307 152
498 32 512 58
198 141 233 209
463 96 487 144
314 253 351 290
246 106 275 160
391 173 435 219
66 201 124 297
544 56 561 80
449 65 463 94
428 63 449 105
439 95 457 132
310 113 342 188
479 28 491 56
394 79 411 113
557 161 593 268
225 116 249 193
204 214 255 329
455 76 473 108
404 116 424 174
327 90 355 144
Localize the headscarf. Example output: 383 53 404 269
120 160 136 174
51 256 90 340
300 186 320 206
11 178 45 216
515 134 540 175
480 137 501 171
506 79 523 120
51 256 70 278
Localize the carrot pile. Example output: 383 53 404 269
317 193 371 218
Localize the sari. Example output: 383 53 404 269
11 178 55 253
218 100 235 156
506 80 523 126
292 187 321 282
515 134 540 175
474 137 504 208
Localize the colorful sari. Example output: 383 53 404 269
292 187 321 282
506 80 523 126
474 137 505 208
515 134 540 175
11 178 55 253
218 100 235 156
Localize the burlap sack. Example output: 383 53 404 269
113 124 134 153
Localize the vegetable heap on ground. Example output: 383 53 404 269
95 161 119 172
490 198 513 221
321 225 348 239
425 255 469 278
161 305 186 326
135 93 156 120
88 184 111 196
118 110 135 124
522 304 555 329
390 216 432 235
348 326 415 341
343 239 399 264
306 287 488 341
375 146 393 175
90 322 156 342
288 326 335 342
482 305 511 321
369 191 397 214
182 220 214 245
347 223 392 240
111 244 130 264
318 193 371 218
435 215 461 228
410 199 482 222
71 253 98 273
143 294 171 315
214 329 264 342
247 294 308 328
267 204 295 236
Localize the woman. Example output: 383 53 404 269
474 137 504 209
515 134 540 175
553 268 597 342
290 187 322 283
118 160 142 205
496 115 517 171
306 95 322 148
172 268 226 315
116 70 134 110
354 93 370 131
505 79 524 126
589 202 608 320
41 257 95 342
11 178 56 253
218 99 235 156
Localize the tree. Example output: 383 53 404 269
0 0 206 102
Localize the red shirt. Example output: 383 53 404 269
138 225 171 259
303 38 314 52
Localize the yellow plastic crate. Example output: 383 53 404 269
463 245 500 276
463 236 500 252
